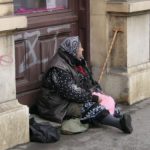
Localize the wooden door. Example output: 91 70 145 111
15 0 90 106
78 0 90 63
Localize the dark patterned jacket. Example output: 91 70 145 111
37 50 102 123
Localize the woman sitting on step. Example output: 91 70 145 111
37 36 133 134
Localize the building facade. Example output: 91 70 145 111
0 0 150 149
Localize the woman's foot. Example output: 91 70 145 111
120 113 133 134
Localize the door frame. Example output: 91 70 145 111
15 0 91 106
78 0 91 66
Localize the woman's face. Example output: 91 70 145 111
76 44 84 60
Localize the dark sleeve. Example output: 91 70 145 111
51 68 92 103
82 59 102 92
90 81 102 93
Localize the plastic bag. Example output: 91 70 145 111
30 118 60 143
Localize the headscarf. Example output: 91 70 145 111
59 36 80 58
59 36 93 78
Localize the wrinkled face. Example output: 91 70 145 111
76 44 84 60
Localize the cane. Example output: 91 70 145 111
98 27 123 83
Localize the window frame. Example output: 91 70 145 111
14 0 78 29
14 0 72 17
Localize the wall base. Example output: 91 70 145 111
0 100 29 150
103 66 150 105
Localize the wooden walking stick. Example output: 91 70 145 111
98 27 123 83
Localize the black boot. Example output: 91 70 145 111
120 113 133 134
101 114 121 130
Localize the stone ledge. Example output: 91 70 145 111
108 62 150 76
0 0 12 3
0 100 23 113
0 100 29 150
0 3 14 16
0 16 27 32
107 1 150 13
127 62 150 74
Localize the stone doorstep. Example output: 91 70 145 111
0 101 29 150
0 16 27 32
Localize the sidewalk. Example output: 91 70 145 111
10 99 150 150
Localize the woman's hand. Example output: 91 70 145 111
92 93 102 103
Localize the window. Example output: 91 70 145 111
14 0 68 14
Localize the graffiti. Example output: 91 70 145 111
14 34 23 41
47 24 70 55
19 31 40 73
0 54 13 66
16 24 70 73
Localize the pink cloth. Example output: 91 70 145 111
92 92 115 115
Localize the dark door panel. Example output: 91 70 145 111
15 23 78 105
78 0 90 63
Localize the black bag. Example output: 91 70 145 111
29 118 60 143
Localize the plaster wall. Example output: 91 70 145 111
127 14 150 67
0 1 29 149
90 0 108 81
0 35 16 103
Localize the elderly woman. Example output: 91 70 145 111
37 36 133 134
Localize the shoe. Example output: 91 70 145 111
120 113 133 134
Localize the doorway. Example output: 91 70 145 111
14 0 90 106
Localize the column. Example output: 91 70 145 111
103 0 150 104
0 0 29 149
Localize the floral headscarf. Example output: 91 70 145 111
59 36 80 57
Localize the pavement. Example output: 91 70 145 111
10 99 150 150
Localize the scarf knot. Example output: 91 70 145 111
74 66 87 76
